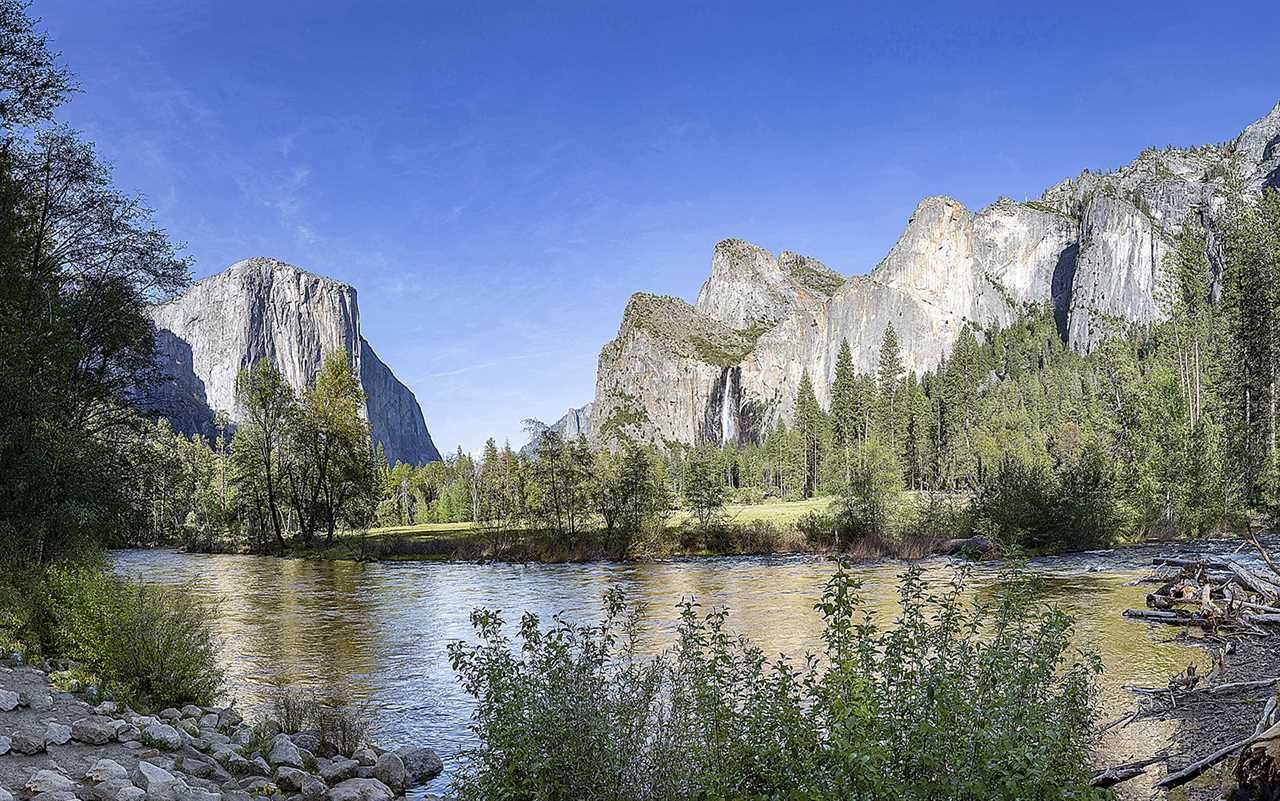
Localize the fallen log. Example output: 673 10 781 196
1155 704 1280 789
1089 753 1167 788
1203 678 1280 696
1124 608 1215 628
1155 557 1229 570
1226 559 1280 599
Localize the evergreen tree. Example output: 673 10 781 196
875 324 905 456
830 339 858 486
794 370 825 498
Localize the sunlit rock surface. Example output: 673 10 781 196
146 258 440 465
591 102 1280 447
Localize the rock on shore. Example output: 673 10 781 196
0 658 445 801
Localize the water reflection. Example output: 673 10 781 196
113 546 1249 797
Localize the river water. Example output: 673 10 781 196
111 540 1268 796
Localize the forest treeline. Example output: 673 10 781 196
139 192 1280 559
3 0 1280 566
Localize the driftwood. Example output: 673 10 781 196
1088 753 1167 788
1117 540 1280 791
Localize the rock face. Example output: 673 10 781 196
519 403 594 456
146 258 440 465
591 102 1280 447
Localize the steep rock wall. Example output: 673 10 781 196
590 102 1280 448
146 257 440 465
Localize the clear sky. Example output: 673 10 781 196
37 0 1278 454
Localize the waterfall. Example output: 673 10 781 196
720 367 738 445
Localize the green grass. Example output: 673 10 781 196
366 520 477 539
670 497 831 528
370 498 832 544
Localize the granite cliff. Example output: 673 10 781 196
520 403 595 456
145 258 441 465
591 102 1280 448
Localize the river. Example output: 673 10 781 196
111 539 1269 797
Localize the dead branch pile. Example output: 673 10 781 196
1090 534 1280 793
1124 547 1280 636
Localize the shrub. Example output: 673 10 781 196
797 510 836 549
448 564 1108 801
263 684 372 756
975 446 1122 552
310 691 373 755
36 565 223 709
833 437 905 543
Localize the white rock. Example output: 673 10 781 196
326 778 393 801
131 761 188 801
141 722 182 750
85 758 129 783
267 733 303 768
45 722 72 745
25 770 76 796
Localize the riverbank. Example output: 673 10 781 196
0 656 447 801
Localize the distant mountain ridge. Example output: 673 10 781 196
520 403 594 456
589 102 1280 448
145 257 441 465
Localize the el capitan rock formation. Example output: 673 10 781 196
146 257 441 465
590 102 1280 448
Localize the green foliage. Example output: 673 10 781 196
973 446 1120 552
832 437 904 542
29 564 223 709
448 564 1107 801
682 446 726 528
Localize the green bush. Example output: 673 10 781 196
35 565 223 709
448 564 1108 801
798 509 837 549
975 446 1121 552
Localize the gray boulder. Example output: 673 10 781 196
141 723 183 750
216 708 243 730
180 705 202 719
326 778 393 801
273 767 307 792
396 746 444 786
371 753 405 793
25 770 76 796
0 734 9 754
85 759 130 783
268 733 303 768
301 776 328 801
0 688 19 710
351 748 376 767
131 761 187 801
44 721 71 745
87 778 138 801
10 726 46 754
72 716 117 745
157 708 181 721
319 758 358 784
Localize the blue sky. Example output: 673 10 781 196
39 0 1278 453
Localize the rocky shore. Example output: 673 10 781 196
0 658 445 801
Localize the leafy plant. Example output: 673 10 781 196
448 564 1108 801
